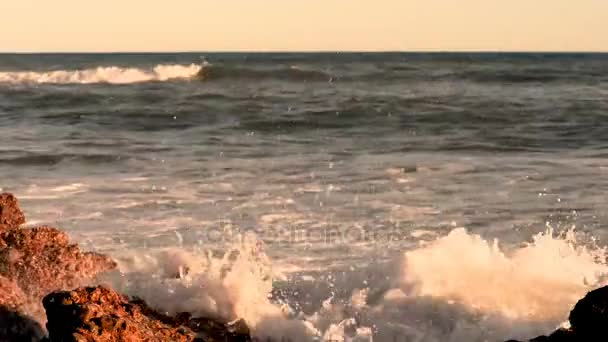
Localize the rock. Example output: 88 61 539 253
43 286 251 342
0 193 26 231
506 286 608 342
0 276 45 342
43 286 194 341
568 285 608 340
0 226 117 301
0 194 250 341
527 329 576 341
0 276 26 310
0 307 46 342
132 303 251 342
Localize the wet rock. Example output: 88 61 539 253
0 193 26 231
0 226 117 300
133 305 252 342
526 329 576 341
507 286 608 341
0 276 26 309
568 285 608 340
0 276 45 342
0 307 46 342
43 286 251 342
43 286 194 341
0 194 249 341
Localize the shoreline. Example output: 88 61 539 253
1 192 606 341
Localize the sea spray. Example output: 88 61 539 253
402 227 608 321
103 227 608 342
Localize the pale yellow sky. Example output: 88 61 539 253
1 0 607 52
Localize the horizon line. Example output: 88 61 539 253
1 50 608 55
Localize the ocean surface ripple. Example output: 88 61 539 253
1 52 607 341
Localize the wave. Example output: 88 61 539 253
0 63 333 85
1 63 587 86
0 64 201 84
194 64 332 82
102 227 608 342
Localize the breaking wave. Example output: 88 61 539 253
102 227 608 342
0 64 201 84
0 63 335 85
0 63 580 86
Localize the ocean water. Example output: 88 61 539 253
1 52 608 341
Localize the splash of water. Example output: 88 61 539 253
402 227 608 321
103 227 608 342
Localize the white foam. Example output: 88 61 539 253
49 183 88 193
402 227 608 321
0 64 201 84
107 234 312 340
102 227 608 342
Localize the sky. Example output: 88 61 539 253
1 0 607 52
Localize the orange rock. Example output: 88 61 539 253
43 286 196 342
0 226 116 300
0 193 26 231
0 276 45 341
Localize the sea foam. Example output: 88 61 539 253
102 227 608 342
0 64 201 84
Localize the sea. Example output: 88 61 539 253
1 52 607 341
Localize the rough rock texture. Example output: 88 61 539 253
568 285 608 340
0 194 251 341
0 275 26 309
0 226 117 300
0 193 26 231
0 276 45 342
43 286 251 342
131 299 251 342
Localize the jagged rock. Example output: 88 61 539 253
0 226 117 300
0 195 250 341
131 301 251 342
0 276 26 310
43 286 251 342
0 307 46 342
0 193 26 231
526 329 576 341
43 286 194 341
0 276 45 342
568 285 608 340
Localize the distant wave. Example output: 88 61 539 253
0 64 201 84
0 62 594 86
195 64 333 82
0 63 334 85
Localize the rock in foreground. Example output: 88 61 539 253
43 286 251 342
0 276 45 342
0 226 117 301
44 286 195 341
0 193 26 231
0 193 252 341
568 285 608 340
507 285 608 341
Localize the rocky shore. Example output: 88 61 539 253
2 192 608 341
0 193 251 342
